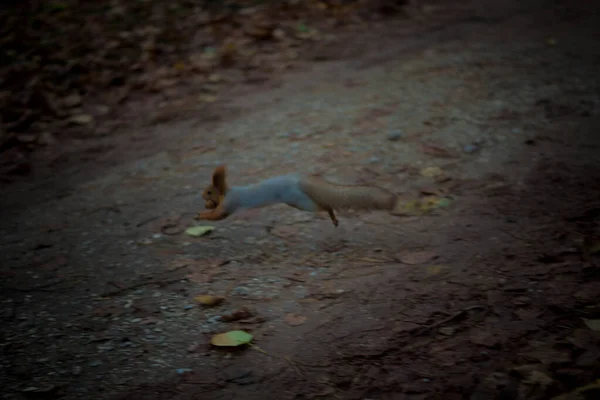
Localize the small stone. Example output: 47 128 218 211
38 132 56 146
232 286 250 296
88 360 102 367
463 144 478 154
367 156 381 164
64 94 82 108
183 305 194 310
176 368 193 375
72 366 82 375
70 114 94 125
387 130 403 141
95 105 111 115
131 318 142 323
187 344 200 353
439 327 455 336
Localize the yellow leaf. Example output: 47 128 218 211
194 295 224 306
426 265 445 275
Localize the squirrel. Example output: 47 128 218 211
195 165 399 227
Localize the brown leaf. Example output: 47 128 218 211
396 250 436 265
419 186 444 196
420 143 456 158
220 307 253 322
284 313 307 326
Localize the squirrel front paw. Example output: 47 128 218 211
194 212 210 220
204 199 218 210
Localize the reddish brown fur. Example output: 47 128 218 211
300 176 397 211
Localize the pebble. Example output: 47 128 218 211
176 368 193 375
463 144 478 154
232 286 250 296
183 305 194 310
293 286 308 299
88 360 102 367
387 130 403 141
439 327 455 336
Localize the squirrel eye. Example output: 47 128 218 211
207 190 212 195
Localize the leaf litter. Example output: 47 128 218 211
0 0 413 174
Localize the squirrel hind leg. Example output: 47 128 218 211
325 208 339 228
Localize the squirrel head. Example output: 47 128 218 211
202 165 228 209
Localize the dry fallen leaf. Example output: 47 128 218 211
70 114 94 125
420 143 456 158
396 250 436 265
194 294 224 306
426 265 445 275
220 307 253 322
284 313 307 326
582 318 600 331
523 370 554 389
198 94 218 103
420 166 444 178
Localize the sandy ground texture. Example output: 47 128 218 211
1 1 600 399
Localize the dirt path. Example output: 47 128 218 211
2 1 600 399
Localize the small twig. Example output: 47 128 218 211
84 205 121 216
246 343 306 379
498 228 532 243
283 355 306 379
136 216 160 227
414 305 486 336
1 280 71 293
101 278 186 298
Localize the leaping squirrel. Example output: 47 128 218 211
195 165 399 227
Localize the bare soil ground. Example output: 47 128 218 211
2 1 600 399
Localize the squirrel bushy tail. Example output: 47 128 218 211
299 176 397 211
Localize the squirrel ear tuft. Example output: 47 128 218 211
212 165 227 191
